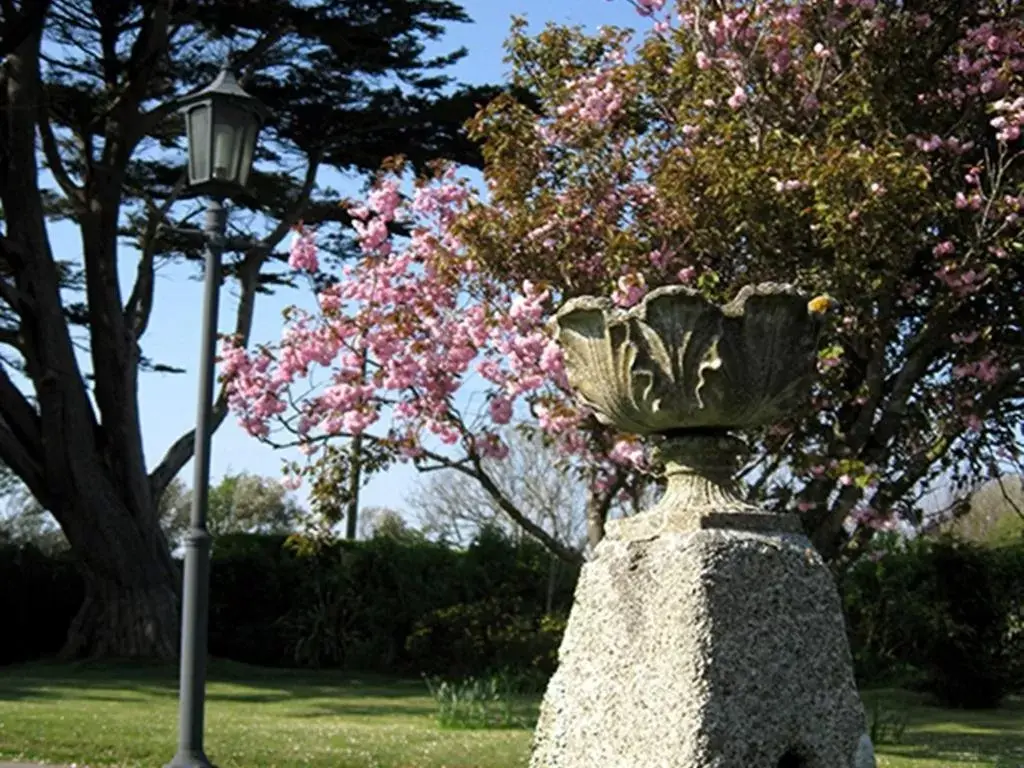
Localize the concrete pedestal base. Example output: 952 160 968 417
530 529 875 768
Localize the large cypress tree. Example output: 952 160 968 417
0 0 493 658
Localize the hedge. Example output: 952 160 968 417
4 528 1022 708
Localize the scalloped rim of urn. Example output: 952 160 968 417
553 282 808 325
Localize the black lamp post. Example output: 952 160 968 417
166 63 267 768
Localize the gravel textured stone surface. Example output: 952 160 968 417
530 529 872 768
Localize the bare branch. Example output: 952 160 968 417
993 471 1024 523
459 447 584 565
260 150 323 250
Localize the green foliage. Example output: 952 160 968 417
159 472 305 549
405 598 566 679
841 535 1024 708
206 528 577 675
10 524 1021 710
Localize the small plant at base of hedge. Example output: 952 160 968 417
867 697 908 745
422 673 535 729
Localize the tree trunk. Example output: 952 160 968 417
47 445 181 660
1 30 180 660
61 558 179 660
344 435 362 540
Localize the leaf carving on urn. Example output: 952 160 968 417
693 338 723 411
552 284 825 435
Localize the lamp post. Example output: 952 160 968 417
166 62 268 768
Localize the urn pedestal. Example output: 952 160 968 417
530 285 875 768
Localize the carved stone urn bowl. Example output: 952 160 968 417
551 282 824 435
551 282 825 540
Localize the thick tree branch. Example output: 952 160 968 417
0 327 23 352
0 0 50 60
833 368 1022 559
863 312 951 462
37 92 83 203
0 363 43 461
846 296 896 451
0 419 47 506
585 468 626 551
113 0 171 136
0 273 27 314
124 173 188 338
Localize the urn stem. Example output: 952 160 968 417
654 431 753 514
604 431 802 541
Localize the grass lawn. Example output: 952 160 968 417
0 661 1021 767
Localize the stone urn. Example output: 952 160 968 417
530 284 876 768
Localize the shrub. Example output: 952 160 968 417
0 528 573 676
406 598 567 678
841 535 1024 708
0 543 81 664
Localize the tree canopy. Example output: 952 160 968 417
225 0 1024 563
0 0 494 658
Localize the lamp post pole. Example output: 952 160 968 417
168 198 226 768
164 61 267 768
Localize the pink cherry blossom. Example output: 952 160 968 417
727 86 749 109
635 0 666 16
676 265 697 283
611 272 648 307
288 228 319 272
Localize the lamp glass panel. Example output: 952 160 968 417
211 103 248 183
235 118 260 188
186 105 211 184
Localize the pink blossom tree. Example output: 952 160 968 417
222 164 646 561
226 0 1024 562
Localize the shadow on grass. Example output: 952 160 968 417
879 735 1024 766
867 689 1024 766
0 659 435 710
288 701 439 718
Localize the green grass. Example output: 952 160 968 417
0 662 1021 767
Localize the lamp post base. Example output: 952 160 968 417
165 749 215 768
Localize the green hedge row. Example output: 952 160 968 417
0 526 577 676
3 529 1022 707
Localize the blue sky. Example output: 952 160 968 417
38 0 643 516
